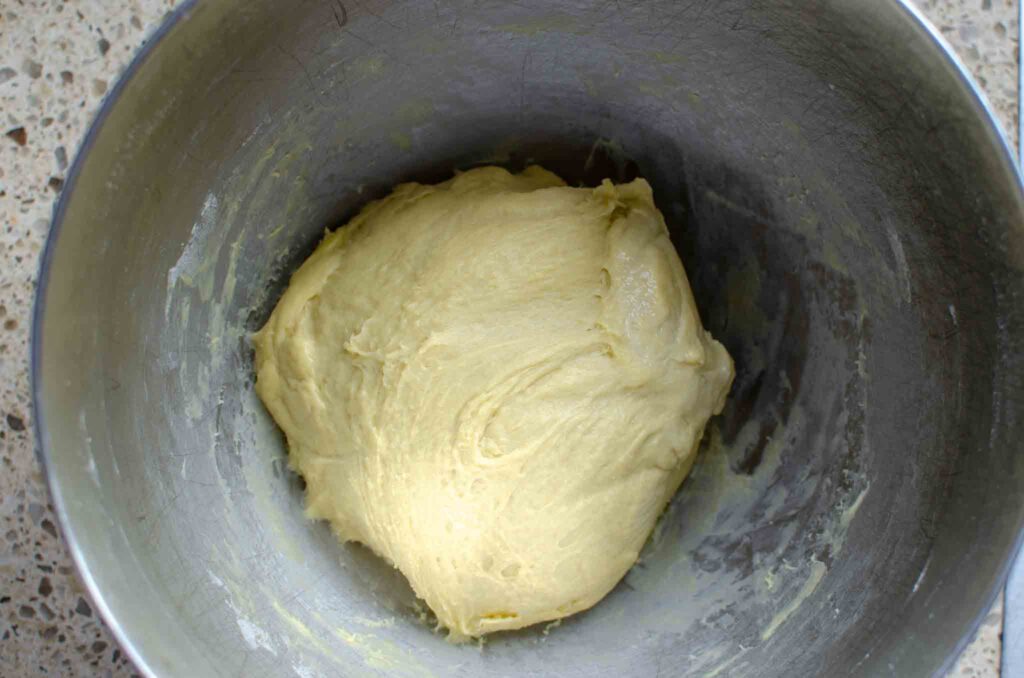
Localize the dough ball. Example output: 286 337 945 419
254 166 734 639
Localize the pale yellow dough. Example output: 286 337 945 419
254 166 734 639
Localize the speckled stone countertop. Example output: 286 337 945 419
0 1 1018 676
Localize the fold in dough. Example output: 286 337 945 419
254 166 734 639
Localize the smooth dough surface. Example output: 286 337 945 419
254 166 734 639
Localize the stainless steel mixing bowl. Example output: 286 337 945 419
33 1 1024 676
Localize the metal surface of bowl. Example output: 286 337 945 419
33 1 1024 677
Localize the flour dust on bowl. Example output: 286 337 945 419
32 2 1024 677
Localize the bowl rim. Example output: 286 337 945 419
30 2 1024 677
30 2 200 677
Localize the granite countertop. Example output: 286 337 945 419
0 1 1018 676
